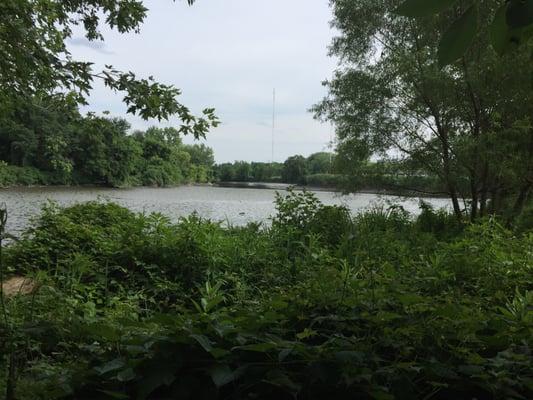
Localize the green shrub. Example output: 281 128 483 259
416 201 464 239
308 204 353 247
515 202 533 233
0 163 50 187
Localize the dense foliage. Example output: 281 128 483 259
0 98 215 187
314 0 533 221
396 0 533 65
0 192 531 399
0 0 217 132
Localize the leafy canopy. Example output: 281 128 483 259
396 0 533 65
0 0 217 138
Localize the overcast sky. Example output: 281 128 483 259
68 0 337 163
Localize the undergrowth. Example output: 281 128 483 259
0 191 531 399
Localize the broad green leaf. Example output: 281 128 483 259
395 0 458 17
264 370 301 394
117 368 136 382
137 370 175 400
458 364 485 376
190 334 213 352
209 364 247 387
233 342 278 352
334 351 364 363
97 390 130 399
278 348 292 362
490 4 511 55
94 358 126 375
296 328 317 340
370 390 395 400
506 0 533 29
209 365 234 387
438 6 478 66
210 348 231 359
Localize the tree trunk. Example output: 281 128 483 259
449 185 462 220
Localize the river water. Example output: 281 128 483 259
0 185 451 235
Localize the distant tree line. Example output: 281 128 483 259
214 152 337 185
0 97 214 187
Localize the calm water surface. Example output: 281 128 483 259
0 186 451 235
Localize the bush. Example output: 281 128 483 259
515 202 533 233
308 204 353 247
0 162 50 187
416 201 464 239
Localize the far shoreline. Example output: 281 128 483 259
0 181 451 199
214 181 451 199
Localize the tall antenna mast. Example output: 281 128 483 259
329 128 333 173
271 88 276 163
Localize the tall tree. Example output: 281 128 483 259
282 156 307 184
314 0 533 220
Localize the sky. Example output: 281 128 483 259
67 0 337 163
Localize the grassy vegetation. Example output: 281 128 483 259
0 191 531 399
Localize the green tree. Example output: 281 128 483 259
314 0 533 220
306 152 334 175
215 163 236 182
184 144 215 168
72 116 142 186
282 155 307 184
0 0 217 135
233 161 252 182
0 96 80 183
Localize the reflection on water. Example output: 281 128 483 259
0 186 452 235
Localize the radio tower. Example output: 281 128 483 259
271 88 276 163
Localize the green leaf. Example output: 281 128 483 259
438 6 478 66
94 358 126 375
490 4 511 55
278 348 292 362
334 351 364 363
85 323 121 341
97 390 130 399
370 390 395 400
395 0 458 17
398 293 424 306
233 342 278 352
209 364 247 387
209 365 234 387
263 370 301 394
137 370 175 400
506 0 533 29
117 368 136 382
190 334 213 353
296 328 317 340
